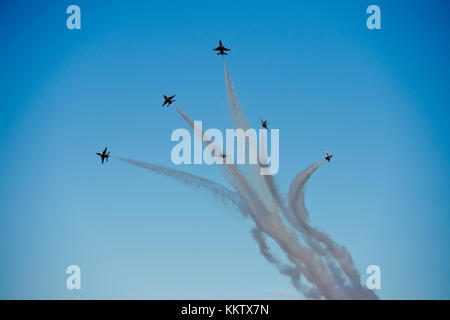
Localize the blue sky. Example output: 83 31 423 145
0 0 449 299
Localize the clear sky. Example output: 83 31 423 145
0 0 449 299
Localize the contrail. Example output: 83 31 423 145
113 155 302 290
260 155 371 298
288 162 378 299
172 106 346 298
173 105 268 222
259 137 372 298
115 154 333 297
258 134 303 231
174 106 195 131
288 161 323 223
114 155 317 296
222 63 377 299
223 60 277 213
113 156 249 217
224 60 249 130
115 61 378 299
251 228 320 299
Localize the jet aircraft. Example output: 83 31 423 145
162 94 176 107
213 40 230 55
261 119 269 129
96 147 110 164
325 151 333 164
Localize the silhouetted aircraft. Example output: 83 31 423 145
162 94 176 107
213 40 230 55
96 147 110 164
325 151 333 164
261 119 269 129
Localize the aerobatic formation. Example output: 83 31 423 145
96 41 377 300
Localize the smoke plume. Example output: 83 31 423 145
115 59 378 299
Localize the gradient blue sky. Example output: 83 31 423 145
0 0 449 299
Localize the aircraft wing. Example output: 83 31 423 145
103 147 107 154
223 47 230 51
101 157 105 164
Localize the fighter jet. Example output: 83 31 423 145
162 94 176 107
261 119 269 129
213 40 230 55
96 147 110 164
325 151 333 164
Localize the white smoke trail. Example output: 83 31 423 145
222 64 378 299
251 228 320 299
288 162 378 299
259 143 373 298
172 106 347 298
224 66 349 296
224 60 249 131
113 155 314 294
115 154 335 297
115 61 378 299
223 61 276 212
114 156 249 217
259 137 373 298
114 155 321 297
